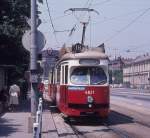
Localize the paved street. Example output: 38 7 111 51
111 88 150 111
111 87 150 94
0 88 150 138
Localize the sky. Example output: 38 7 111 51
38 0 150 58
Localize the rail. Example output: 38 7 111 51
33 98 43 138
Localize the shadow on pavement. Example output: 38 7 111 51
106 110 134 125
65 110 134 126
0 99 30 137
0 118 21 137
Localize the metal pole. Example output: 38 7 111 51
31 0 38 116
81 22 88 45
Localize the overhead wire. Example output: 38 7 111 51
53 13 72 21
106 42 150 59
65 0 95 45
86 0 111 47
83 0 91 8
89 13 92 47
104 7 150 42
45 0 59 45
92 0 111 7
93 8 150 25
87 0 96 47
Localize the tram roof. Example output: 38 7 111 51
59 50 108 62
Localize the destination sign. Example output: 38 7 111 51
79 59 100 65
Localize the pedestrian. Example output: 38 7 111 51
9 84 20 111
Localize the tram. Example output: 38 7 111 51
47 44 110 118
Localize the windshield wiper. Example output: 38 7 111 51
92 80 107 85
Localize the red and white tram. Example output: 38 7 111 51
48 45 110 118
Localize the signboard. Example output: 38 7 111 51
79 59 100 65
22 30 46 53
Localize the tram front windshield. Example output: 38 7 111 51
71 67 107 85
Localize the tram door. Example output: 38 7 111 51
61 64 68 107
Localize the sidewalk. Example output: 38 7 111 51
0 100 32 138
0 100 60 138
0 112 32 138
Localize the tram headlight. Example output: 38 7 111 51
87 96 94 103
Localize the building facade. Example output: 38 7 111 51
41 49 59 79
123 55 150 89
109 57 124 84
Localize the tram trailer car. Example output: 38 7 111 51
48 47 110 118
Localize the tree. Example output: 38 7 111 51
0 0 30 83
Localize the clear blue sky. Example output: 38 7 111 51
38 0 150 58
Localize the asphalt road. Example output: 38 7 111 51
110 88 150 110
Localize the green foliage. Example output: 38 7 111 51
109 70 123 84
113 70 123 84
0 0 30 83
38 0 43 4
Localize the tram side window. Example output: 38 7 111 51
51 72 53 84
53 71 55 84
56 66 61 83
65 65 68 84
62 66 64 84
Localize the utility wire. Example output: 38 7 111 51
66 0 94 44
89 14 92 47
93 8 150 25
53 13 72 21
104 8 150 42
92 0 111 6
83 0 91 8
88 0 94 8
69 0 94 33
45 0 59 45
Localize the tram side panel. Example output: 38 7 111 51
59 85 109 117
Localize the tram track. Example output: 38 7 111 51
49 106 150 138
50 111 136 138
50 106 84 138
70 121 134 138
135 120 150 128
102 123 134 138
67 117 134 138
50 108 60 137
111 106 150 129
103 119 150 138
66 113 150 138
68 124 87 138
111 104 150 127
